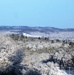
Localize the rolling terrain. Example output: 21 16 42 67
0 26 74 75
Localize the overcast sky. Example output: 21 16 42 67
0 0 74 28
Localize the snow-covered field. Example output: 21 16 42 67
23 31 74 41
0 32 74 75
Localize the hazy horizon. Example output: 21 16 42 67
0 25 74 29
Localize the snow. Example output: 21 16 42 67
23 33 43 37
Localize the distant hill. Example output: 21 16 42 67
0 26 74 39
0 26 74 32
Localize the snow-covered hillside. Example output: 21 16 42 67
23 32 49 38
